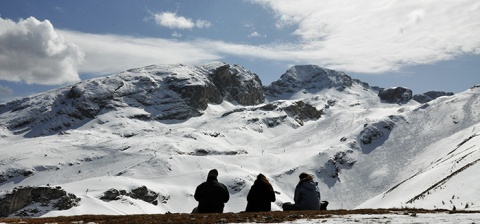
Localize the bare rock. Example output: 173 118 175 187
378 87 412 104
0 186 80 217
413 91 454 103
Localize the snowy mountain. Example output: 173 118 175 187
0 62 479 217
0 62 264 138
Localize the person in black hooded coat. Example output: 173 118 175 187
194 169 230 213
245 173 276 212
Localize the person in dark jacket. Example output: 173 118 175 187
193 169 230 213
282 172 322 211
245 173 276 212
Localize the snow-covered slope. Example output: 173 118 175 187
0 63 479 217
358 85 480 210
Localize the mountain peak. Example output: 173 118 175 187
0 62 265 137
285 65 336 81
265 65 371 97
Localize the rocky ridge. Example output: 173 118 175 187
0 62 264 137
0 63 453 139
413 91 454 103
264 65 374 97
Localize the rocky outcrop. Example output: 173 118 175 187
318 150 357 187
358 117 400 154
0 63 265 137
167 79 222 117
191 148 248 156
265 65 371 97
284 101 324 126
100 188 123 201
222 100 323 127
360 120 395 145
0 186 80 217
413 91 454 103
378 87 412 104
100 186 166 205
227 177 247 193
0 168 35 183
211 64 265 105
263 115 288 128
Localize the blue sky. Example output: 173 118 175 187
1 0 479 102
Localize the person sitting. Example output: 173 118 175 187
193 169 230 213
245 173 276 212
282 172 326 211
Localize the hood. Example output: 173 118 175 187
299 179 318 190
207 176 218 182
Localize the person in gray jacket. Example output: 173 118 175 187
282 172 324 211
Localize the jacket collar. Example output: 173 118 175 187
207 176 218 182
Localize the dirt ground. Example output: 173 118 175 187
0 209 477 224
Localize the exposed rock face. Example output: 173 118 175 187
413 91 454 103
318 150 356 187
0 186 80 217
221 100 323 127
100 188 121 201
100 186 164 205
265 65 371 97
0 168 35 184
0 62 264 137
227 177 246 192
284 101 323 125
192 148 248 156
359 120 394 145
263 115 288 128
358 116 400 154
211 64 265 105
167 79 222 116
130 186 161 204
378 87 412 104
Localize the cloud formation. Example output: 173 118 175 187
171 31 182 38
251 0 480 73
58 29 298 76
36 0 480 79
154 12 211 29
195 19 212 29
59 30 221 75
0 17 84 85
248 31 261 38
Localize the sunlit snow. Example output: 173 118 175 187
1 63 479 218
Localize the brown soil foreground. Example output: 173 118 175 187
0 209 477 224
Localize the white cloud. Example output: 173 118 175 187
58 29 300 76
59 30 222 75
172 31 182 38
154 12 211 29
43 0 480 79
154 12 194 29
249 0 480 73
248 31 261 38
1 1 478 93
196 19 211 29
0 17 84 85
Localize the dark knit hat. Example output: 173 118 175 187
299 172 311 180
208 169 218 178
